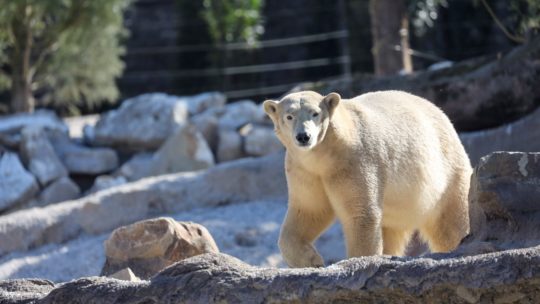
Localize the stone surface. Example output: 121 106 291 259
191 108 222 153
117 153 153 181
108 268 141 282
218 100 265 129
38 177 80 206
241 124 283 157
0 153 286 255
19 126 68 186
7 250 540 303
217 129 245 162
49 132 119 175
0 152 39 212
460 107 540 165
185 92 226 116
101 217 219 279
148 124 214 176
0 279 55 304
0 110 68 138
88 175 128 194
92 93 188 150
463 151 540 254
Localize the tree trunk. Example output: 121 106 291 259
10 14 35 113
369 0 411 76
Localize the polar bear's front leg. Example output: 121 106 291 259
278 206 334 267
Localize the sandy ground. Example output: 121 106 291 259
0 199 345 283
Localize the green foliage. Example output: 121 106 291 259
408 0 448 36
0 0 131 111
509 0 540 36
202 0 264 45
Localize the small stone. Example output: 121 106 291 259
234 228 259 247
108 267 141 282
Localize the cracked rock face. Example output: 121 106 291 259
3 249 540 304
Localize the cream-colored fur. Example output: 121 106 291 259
263 90 471 268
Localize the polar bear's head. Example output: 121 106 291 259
263 91 341 151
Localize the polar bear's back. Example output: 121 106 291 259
346 91 471 229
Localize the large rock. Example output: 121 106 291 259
217 129 245 162
116 125 214 181
38 177 80 206
460 107 540 166
241 124 283 157
191 108 222 153
7 249 540 303
101 217 219 279
0 152 286 255
185 92 226 116
464 151 540 253
218 100 265 129
19 126 68 186
87 175 128 194
49 132 119 175
92 93 189 150
0 110 68 142
0 152 39 212
148 124 214 176
117 153 153 181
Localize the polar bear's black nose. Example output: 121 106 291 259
296 132 311 144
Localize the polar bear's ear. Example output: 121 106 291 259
263 100 279 119
322 92 341 116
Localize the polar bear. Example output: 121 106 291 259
263 90 472 268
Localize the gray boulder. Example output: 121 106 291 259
0 152 39 212
185 92 226 115
191 108 222 153
117 153 153 181
88 175 128 194
218 100 265 129
49 132 119 175
460 107 540 166
38 177 80 206
19 126 68 186
101 217 219 279
7 249 540 303
148 124 214 176
92 93 189 150
464 151 540 254
217 129 245 162
0 110 68 136
117 124 214 181
241 124 283 157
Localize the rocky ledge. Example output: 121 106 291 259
2 248 539 303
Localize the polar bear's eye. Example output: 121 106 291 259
286 115 293 120
312 112 319 118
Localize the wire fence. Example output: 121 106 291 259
119 0 516 101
